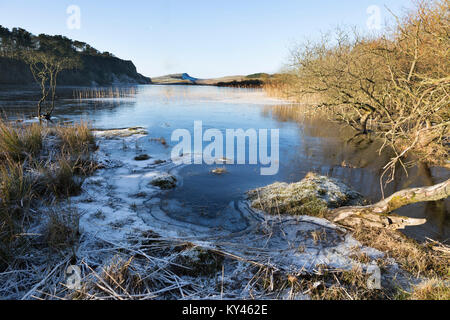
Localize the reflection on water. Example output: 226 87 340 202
0 85 448 242
264 105 450 241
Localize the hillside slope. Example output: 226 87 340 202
0 26 151 86
0 55 151 86
151 73 268 87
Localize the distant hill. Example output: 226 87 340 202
0 26 151 86
151 73 271 87
150 73 198 85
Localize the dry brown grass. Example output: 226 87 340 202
263 75 324 105
0 119 98 268
0 120 43 161
307 267 388 300
352 227 449 279
53 122 96 157
211 167 227 175
150 137 167 146
45 156 84 197
0 206 21 269
310 229 328 245
71 257 146 300
0 155 36 267
406 279 450 300
0 157 34 206
254 264 390 300
268 232 448 300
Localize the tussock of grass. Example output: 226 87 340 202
71 257 145 300
0 209 20 269
248 172 361 217
44 207 80 251
0 160 34 267
150 175 177 190
0 120 43 160
55 122 96 157
0 119 97 268
101 257 142 293
0 157 34 206
47 156 83 197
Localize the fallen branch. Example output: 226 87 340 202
328 179 450 229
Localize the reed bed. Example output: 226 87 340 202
263 80 294 101
73 87 137 101
263 78 323 105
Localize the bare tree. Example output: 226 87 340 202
22 51 81 121
284 0 449 188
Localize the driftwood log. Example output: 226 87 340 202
328 178 450 230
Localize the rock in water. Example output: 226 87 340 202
134 154 151 161
211 167 227 175
150 174 177 190
93 127 148 139
247 172 362 217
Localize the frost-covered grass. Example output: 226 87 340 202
1 121 446 300
248 172 362 217
69 245 227 300
44 206 80 251
247 172 450 300
0 119 97 269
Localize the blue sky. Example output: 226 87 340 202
0 0 413 78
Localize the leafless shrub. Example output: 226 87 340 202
268 0 449 186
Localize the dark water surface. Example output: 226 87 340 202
1 85 448 242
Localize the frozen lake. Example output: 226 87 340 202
1 84 448 242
